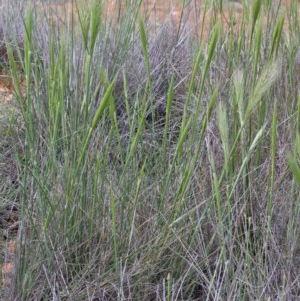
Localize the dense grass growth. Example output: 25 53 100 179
1 0 300 300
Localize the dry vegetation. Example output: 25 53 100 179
1 0 300 300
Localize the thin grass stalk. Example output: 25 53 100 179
168 23 219 180
241 109 250 210
196 86 219 153
288 0 300 35
298 89 300 134
264 0 272 28
90 157 101 239
162 75 174 156
270 14 284 59
287 134 300 186
100 68 122 147
185 8 220 118
110 193 119 281
192 23 219 129
89 1 102 57
24 10 34 148
255 103 268 171
6 44 23 102
77 4 89 52
253 16 262 84
57 43 70 154
76 76 116 173
205 253 225 301
125 92 140 156
216 102 229 243
47 37 59 152
250 0 261 48
169 87 218 225
121 95 148 180
139 16 154 123
217 102 229 172
235 3 247 59
199 1 209 43
124 161 145 271
19 14 36 294
186 44 203 110
48 41 68 157
176 0 189 40
122 70 130 118
262 101 277 268
112 0 142 74
78 4 102 123
269 102 277 197
63 74 116 248
81 53 92 123
225 11 235 74
211 150 225 248
80 1 102 125
228 123 266 201
226 70 245 187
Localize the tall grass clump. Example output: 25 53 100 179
1 0 300 300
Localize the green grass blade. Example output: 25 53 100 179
270 14 285 58
77 76 116 170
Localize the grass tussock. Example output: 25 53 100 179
1 0 300 300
